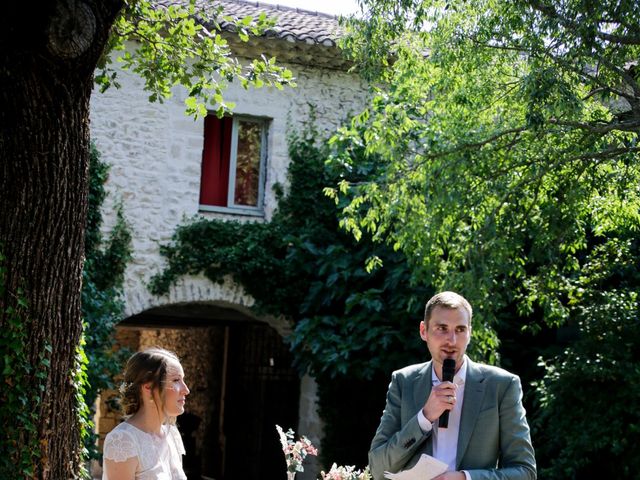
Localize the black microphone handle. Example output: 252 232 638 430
438 359 456 429
439 410 450 428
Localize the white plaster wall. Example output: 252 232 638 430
90 56 368 316
90 50 369 478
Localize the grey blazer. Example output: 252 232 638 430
369 359 536 480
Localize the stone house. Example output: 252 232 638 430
90 1 368 479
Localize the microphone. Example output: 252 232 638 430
438 358 456 429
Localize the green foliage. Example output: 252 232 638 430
146 116 504 474
532 235 640 478
97 0 295 117
0 249 51 479
335 0 640 474
150 117 434 380
316 373 389 469
73 338 92 480
335 0 640 328
535 293 640 478
150 218 295 313
80 144 133 459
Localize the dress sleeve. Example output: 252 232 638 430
103 428 138 463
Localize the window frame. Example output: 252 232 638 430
199 114 269 216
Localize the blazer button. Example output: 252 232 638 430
403 438 416 449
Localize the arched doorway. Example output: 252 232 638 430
98 302 300 480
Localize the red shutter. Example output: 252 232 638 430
199 115 233 206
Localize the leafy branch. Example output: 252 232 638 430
96 0 295 117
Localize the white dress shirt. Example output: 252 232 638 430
417 357 471 480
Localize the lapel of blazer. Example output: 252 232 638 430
457 358 487 467
413 361 433 411
413 361 434 455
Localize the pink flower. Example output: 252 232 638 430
276 425 370 480
276 425 318 476
320 463 372 480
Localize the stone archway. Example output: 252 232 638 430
96 275 321 480
121 274 291 337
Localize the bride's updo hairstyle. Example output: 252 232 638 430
119 347 180 416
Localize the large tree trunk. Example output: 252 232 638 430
0 2 122 478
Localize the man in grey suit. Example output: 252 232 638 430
369 291 536 480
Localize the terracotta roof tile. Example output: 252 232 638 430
216 0 344 47
157 0 345 47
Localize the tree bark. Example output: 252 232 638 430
0 1 122 477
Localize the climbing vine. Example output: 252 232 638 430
147 117 439 467
0 249 51 479
74 337 92 479
0 144 130 478
79 143 133 460
150 118 437 380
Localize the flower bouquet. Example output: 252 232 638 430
276 425 318 480
276 425 371 480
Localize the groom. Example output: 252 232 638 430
369 291 536 480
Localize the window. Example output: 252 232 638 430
199 114 268 214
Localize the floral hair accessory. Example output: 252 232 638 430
118 381 132 394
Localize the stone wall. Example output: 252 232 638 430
90 43 368 480
90 53 368 318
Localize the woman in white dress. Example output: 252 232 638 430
102 347 190 480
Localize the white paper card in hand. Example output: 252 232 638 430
384 453 448 480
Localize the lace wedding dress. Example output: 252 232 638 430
102 422 187 480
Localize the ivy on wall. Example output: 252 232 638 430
147 117 439 468
150 118 435 380
80 143 133 459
